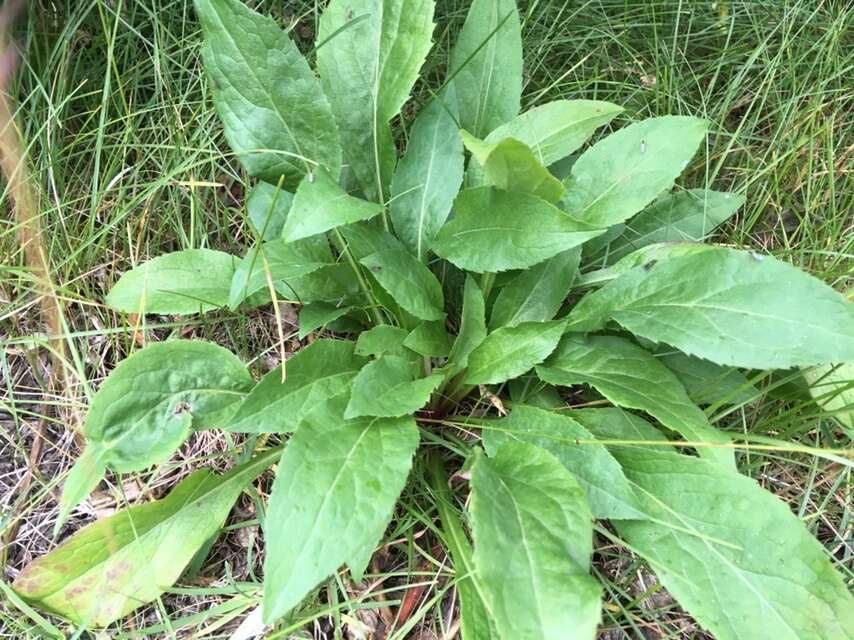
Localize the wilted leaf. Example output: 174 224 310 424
16 447 280 627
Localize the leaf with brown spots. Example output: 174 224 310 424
13 447 281 627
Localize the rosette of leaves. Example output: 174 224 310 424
15 0 854 637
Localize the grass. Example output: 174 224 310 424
1 0 852 637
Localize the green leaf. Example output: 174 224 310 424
298 302 353 339
345 355 442 418
360 248 445 320
575 241 717 290
489 247 580 329
432 187 602 273
276 264 360 303
227 339 365 433
403 321 452 357
195 0 340 187
567 246 854 368
561 116 708 227
483 405 641 519
470 444 601 640
588 189 745 264
106 249 235 315
448 0 522 138
447 276 488 376
355 325 410 357
282 169 384 242
429 460 497 640
228 236 334 309
461 131 565 203
16 447 280 627
477 100 623 167
73 340 251 475
537 334 734 468
610 447 854 640
571 407 670 444
464 320 565 385
247 181 293 241
54 448 106 533
804 363 854 437
262 393 419 622
317 0 435 200
659 351 756 406
390 88 464 259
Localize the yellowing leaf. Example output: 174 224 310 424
15 447 280 627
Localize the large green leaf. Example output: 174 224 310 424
404 321 452 357
432 187 602 273
804 363 854 437
610 447 854 640
227 339 365 433
282 169 384 242
478 100 623 167
275 264 361 304
489 247 580 329
360 247 445 320
587 189 745 264
461 131 564 203
297 302 353 339
659 351 756 406
561 116 707 228
390 88 464 259
448 0 522 138
345 355 442 418
537 334 734 468
464 320 565 385
72 340 251 476
317 0 435 201
15 447 280 627
106 249 235 315
262 393 419 622
470 444 601 640
195 0 340 186
355 325 409 357
447 276 488 377
575 241 717 290
246 181 293 241
228 236 334 309
567 246 854 368
483 405 641 519
571 407 670 443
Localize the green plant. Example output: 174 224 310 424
12 0 854 636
